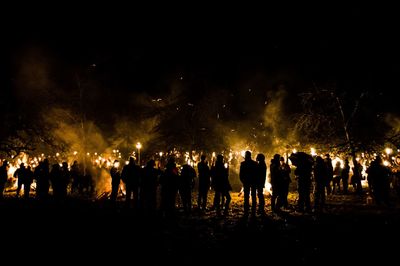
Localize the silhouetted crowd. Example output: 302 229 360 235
1 151 400 217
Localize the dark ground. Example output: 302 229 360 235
1 193 399 264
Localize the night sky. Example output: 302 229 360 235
1 4 399 149
3 4 399 93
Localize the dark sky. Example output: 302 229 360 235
1 4 399 111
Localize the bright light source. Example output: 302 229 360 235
136 142 142 150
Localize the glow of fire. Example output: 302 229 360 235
385 148 393 155
136 142 142 149
310 148 317 156
332 157 344 169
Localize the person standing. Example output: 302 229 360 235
279 157 291 209
239 151 258 216
211 155 231 216
197 155 211 211
255 153 267 215
110 160 121 203
0 160 9 199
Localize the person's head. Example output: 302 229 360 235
279 156 285 164
201 154 206 161
147 159 155 168
2 160 8 166
20 163 25 168
245 151 251 160
216 154 224 163
273 154 280 161
129 156 135 164
256 153 265 162
168 157 175 164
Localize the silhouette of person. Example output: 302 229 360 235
341 159 350 194
291 152 313 212
121 157 142 209
50 163 62 199
239 151 258 216
313 156 327 212
367 156 391 206
279 156 291 209
24 166 34 199
324 154 333 195
60 162 70 199
270 154 282 212
141 159 161 214
110 160 121 202
160 157 179 217
352 160 363 194
212 154 231 216
332 161 342 194
34 159 50 200
179 163 196 214
255 153 266 215
197 155 211 211
14 163 27 198
0 160 9 199
70 160 81 194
